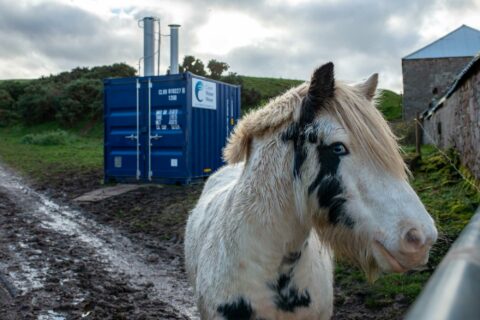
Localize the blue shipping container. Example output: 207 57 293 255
104 72 241 184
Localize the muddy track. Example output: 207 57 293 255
0 163 198 319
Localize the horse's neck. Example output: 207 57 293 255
235 136 311 256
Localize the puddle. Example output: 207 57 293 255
38 310 66 320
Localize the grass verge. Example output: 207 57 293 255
0 122 103 180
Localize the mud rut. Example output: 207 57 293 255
0 163 199 320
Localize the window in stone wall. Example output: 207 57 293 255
437 122 442 136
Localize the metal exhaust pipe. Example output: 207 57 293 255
169 24 180 74
143 17 155 76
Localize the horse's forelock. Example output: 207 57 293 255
327 82 408 180
223 83 308 164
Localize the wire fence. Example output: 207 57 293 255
416 119 480 194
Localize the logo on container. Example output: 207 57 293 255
192 78 216 110
195 81 204 102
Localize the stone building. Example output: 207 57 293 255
420 54 480 179
402 25 480 120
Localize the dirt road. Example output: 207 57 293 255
0 163 198 319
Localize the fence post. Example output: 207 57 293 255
415 112 422 158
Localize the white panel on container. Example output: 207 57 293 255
192 78 216 110
171 158 178 167
114 156 122 168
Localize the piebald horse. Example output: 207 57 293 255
185 63 437 320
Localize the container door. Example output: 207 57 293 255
145 77 188 181
104 78 146 181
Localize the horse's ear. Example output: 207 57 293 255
356 73 378 101
307 62 335 108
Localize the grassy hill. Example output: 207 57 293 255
238 75 402 121
377 89 402 121
240 76 302 98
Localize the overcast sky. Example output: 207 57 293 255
0 0 479 91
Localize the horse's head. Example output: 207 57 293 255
284 63 437 279
224 62 437 280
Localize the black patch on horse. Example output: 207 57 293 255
217 297 253 320
268 268 311 312
308 144 354 228
282 63 335 178
282 251 302 265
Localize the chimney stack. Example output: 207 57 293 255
169 24 180 74
143 17 155 76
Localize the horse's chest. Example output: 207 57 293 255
227 261 332 320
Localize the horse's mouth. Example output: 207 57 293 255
373 240 408 273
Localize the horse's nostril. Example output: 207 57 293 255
402 228 425 252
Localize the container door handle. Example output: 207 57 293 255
125 134 137 140
150 134 163 140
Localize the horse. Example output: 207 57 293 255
185 62 437 320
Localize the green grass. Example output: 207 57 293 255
240 75 302 99
0 122 103 180
21 129 78 146
377 89 402 121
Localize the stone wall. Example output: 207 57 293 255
402 57 472 120
422 65 480 179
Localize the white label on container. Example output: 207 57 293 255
114 156 122 168
192 78 216 110
171 158 178 167
158 87 185 95
155 110 163 130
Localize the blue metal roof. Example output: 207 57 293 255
403 25 480 60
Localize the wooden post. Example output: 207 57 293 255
415 112 422 158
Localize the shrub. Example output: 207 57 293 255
0 89 18 126
0 80 30 101
51 63 136 83
55 78 102 125
242 88 263 112
16 83 60 124
21 130 77 146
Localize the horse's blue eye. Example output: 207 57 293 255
332 143 348 155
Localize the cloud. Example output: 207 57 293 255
0 0 479 91
0 0 140 77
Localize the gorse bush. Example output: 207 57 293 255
2 63 136 127
0 89 17 126
21 130 77 146
55 79 103 125
16 83 59 124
